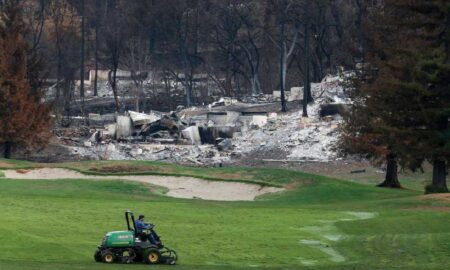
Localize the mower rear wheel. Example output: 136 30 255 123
102 250 115 263
144 248 161 264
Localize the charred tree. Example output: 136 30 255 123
426 159 448 194
93 0 100 97
377 153 401 188
266 0 300 112
3 141 11 159
103 0 127 112
302 23 310 117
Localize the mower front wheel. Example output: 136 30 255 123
94 249 102 262
102 250 115 263
144 248 161 264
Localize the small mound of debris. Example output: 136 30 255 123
89 165 157 173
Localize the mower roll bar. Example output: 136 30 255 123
125 210 137 233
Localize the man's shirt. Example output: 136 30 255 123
135 219 150 232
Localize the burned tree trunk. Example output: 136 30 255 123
377 153 401 188
79 0 85 98
163 72 173 111
93 0 100 97
426 158 448 193
302 25 310 117
279 35 287 112
3 141 12 159
109 68 121 112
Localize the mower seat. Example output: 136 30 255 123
136 231 149 242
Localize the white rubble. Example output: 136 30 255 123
106 124 117 139
66 142 230 165
230 74 347 162
59 73 349 165
251 115 268 127
231 104 339 162
128 110 163 126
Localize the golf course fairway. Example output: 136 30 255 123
0 160 449 269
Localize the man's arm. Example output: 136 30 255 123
143 222 152 228
137 220 151 229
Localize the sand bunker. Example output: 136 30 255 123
3 168 283 201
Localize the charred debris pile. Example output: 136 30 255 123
53 74 350 165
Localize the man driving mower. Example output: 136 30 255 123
135 214 163 248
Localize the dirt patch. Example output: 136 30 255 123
284 179 314 190
16 169 31 174
419 193 450 203
4 168 283 201
0 162 15 168
405 206 450 212
89 165 158 173
413 194 450 212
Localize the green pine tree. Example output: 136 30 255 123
338 0 449 192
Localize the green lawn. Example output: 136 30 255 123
0 160 449 269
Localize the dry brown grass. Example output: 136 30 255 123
0 161 14 168
283 179 314 189
420 193 450 203
405 206 450 212
89 164 158 173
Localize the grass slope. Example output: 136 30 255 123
0 160 449 269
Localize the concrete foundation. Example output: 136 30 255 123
182 126 201 145
116 116 133 139
107 124 117 139
207 112 227 126
239 112 268 128
289 87 303 101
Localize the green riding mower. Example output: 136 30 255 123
94 210 177 265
